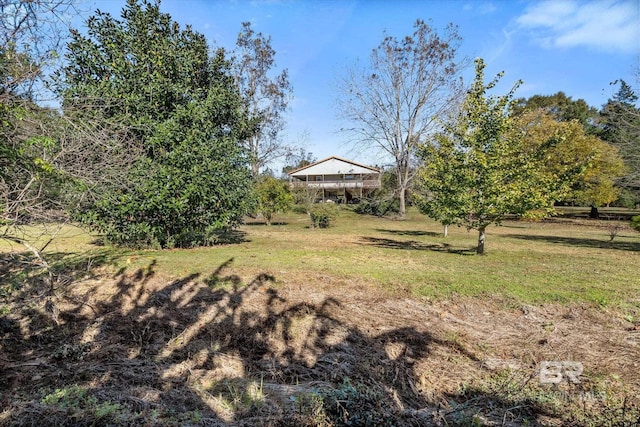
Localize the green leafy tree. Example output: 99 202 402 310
339 19 466 218
512 91 599 134
255 177 293 225
415 59 575 254
515 110 625 218
58 0 253 248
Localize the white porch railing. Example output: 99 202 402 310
290 179 381 190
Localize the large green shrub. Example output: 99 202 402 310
61 0 254 248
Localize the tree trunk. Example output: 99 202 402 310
251 162 260 180
476 226 486 255
443 224 448 237
398 188 406 218
589 205 599 219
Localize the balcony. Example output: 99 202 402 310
290 179 381 190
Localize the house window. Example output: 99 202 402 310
315 176 323 181
345 174 354 180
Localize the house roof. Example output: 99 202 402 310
288 156 381 177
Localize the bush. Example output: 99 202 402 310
353 193 399 217
632 215 640 232
309 203 338 228
613 189 640 209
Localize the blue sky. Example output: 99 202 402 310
82 0 639 166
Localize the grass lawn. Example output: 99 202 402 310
6 207 638 309
134 208 640 308
2 208 640 426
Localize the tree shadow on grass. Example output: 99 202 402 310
3 254 618 425
0 260 437 425
375 229 442 238
211 229 249 244
505 234 640 252
0 247 125 299
0 255 487 425
243 221 289 227
361 236 477 255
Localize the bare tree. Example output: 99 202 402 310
0 0 81 103
233 21 293 178
338 20 466 217
1 1 137 297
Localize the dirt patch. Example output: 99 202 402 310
1 260 639 426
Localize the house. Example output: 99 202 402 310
287 156 381 203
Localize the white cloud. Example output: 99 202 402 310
516 0 639 53
479 2 497 14
464 2 497 15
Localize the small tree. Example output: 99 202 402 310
255 177 293 225
416 59 576 254
292 185 321 216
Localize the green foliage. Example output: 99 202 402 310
309 203 338 228
512 91 599 134
614 189 640 209
255 177 293 225
632 215 640 232
60 0 254 248
41 385 122 421
415 58 573 254
353 192 399 216
290 392 328 426
515 110 625 209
